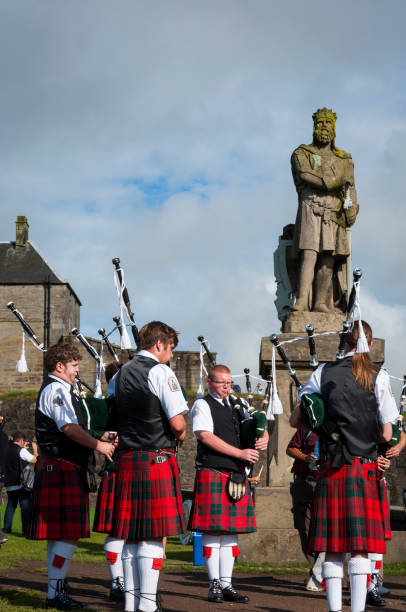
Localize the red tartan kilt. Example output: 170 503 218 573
109 450 185 540
187 468 256 534
26 458 90 540
93 472 116 533
307 458 390 554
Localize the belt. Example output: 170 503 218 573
38 457 82 470
355 456 376 464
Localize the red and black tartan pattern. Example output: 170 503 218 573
187 468 256 534
26 458 90 540
109 450 185 540
307 457 390 554
93 472 116 534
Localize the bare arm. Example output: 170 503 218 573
379 422 393 444
61 423 115 461
286 446 316 463
197 430 259 463
169 414 186 442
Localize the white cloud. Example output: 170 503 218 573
0 0 405 394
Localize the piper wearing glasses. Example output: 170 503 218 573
188 365 268 604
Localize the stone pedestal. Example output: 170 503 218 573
237 325 386 564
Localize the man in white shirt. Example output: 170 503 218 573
188 364 268 604
108 321 188 612
26 342 115 611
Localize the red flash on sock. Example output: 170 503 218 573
106 552 118 564
232 546 240 557
52 555 66 569
376 561 382 570
203 547 212 558
322 579 326 591
152 558 163 570
367 574 371 587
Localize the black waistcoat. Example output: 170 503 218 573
4 442 22 487
320 358 380 466
35 376 90 468
115 355 176 451
196 394 244 472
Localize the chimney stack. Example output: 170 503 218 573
15 216 29 248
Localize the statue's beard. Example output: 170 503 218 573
313 127 334 145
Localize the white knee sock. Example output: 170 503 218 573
322 561 343 611
219 535 239 589
47 541 56 569
367 553 382 592
201 534 220 585
104 536 125 589
349 557 371 612
47 541 77 599
137 540 164 612
312 552 325 583
122 543 139 612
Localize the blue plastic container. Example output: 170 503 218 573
193 532 204 566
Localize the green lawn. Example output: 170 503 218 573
1 504 406 610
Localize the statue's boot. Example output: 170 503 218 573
291 298 308 312
291 250 317 311
313 302 330 313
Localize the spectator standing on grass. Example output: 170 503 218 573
4 431 37 536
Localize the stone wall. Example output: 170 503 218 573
0 284 80 393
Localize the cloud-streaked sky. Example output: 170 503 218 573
1 1 405 396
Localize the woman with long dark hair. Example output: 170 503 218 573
290 321 398 612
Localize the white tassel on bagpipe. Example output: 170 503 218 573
197 343 209 398
348 278 369 354
113 267 133 350
267 345 283 417
16 328 29 373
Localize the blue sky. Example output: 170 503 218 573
0 0 405 396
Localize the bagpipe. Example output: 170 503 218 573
7 301 45 372
112 257 139 349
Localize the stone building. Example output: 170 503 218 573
0 216 208 395
0 216 81 393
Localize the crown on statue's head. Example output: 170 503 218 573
312 107 337 124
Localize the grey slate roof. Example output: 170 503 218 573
0 241 81 304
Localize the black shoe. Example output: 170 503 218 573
45 579 84 610
366 586 386 607
222 585 249 603
208 579 224 602
109 576 125 602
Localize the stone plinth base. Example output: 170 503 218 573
239 487 303 564
283 310 345 333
